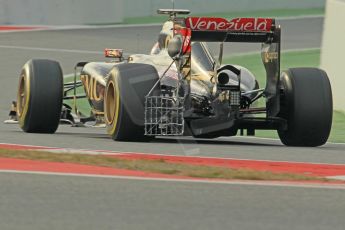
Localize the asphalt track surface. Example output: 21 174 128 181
1 17 345 230
1 172 345 230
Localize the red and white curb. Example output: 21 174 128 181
0 25 48 33
1 143 345 185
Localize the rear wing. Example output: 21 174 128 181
174 16 281 117
185 17 278 43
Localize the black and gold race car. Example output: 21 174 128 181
11 9 333 146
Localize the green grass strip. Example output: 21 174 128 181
63 75 91 116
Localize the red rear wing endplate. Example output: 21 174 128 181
185 17 277 43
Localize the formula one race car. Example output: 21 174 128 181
11 9 333 146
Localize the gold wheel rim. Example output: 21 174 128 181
105 81 116 124
17 74 28 118
105 78 120 136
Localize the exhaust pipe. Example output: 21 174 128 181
217 71 230 85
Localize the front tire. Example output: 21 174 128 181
104 63 159 141
17 59 63 133
278 68 333 146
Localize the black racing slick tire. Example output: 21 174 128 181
278 68 333 147
104 63 159 141
17 59 63 133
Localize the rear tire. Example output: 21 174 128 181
104 63 159 141
17 59 63 133
278 68 333 146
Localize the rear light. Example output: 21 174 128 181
104 49 123 59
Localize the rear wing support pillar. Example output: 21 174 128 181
261 26 281 117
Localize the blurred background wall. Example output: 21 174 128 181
124 0 325 17
0 0 325 25
0 0 123 25
321 0 345 111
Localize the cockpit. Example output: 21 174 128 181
151 20 217 83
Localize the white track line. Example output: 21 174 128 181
0 170 344 190
49 23 163 30
0 45 102 54
226 48 320 58
0 142 59 149
276 14 324 20
327 175 345 180
0 28 49 34
0 142 124 155
228 136 345 146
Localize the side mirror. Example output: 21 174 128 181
168 35 183 59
